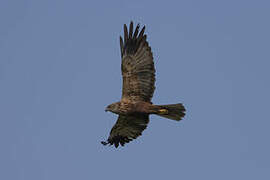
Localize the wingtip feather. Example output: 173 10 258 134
124 24 128 43
129 21 133 39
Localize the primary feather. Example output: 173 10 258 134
120 21 155 102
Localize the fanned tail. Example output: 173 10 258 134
156 103 186 121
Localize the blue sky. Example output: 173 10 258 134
1 0 270 179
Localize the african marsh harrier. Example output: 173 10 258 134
102 22 186 148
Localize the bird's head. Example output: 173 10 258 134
105 102 120 114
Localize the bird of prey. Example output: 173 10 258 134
101 21 186 148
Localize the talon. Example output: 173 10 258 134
159 109 168 115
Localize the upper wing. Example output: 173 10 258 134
120 22 155 102
101 114 149 148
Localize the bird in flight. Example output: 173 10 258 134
101 21 186 148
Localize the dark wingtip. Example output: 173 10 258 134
124 24 128 43
121 22 147 56
139 26 145 37
101 135 131 148
133 23 140 38
101 141 109 145
129 21 133 39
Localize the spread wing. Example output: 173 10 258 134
101 114 149 148
120 22 155 102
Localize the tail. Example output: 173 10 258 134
155 103 186 121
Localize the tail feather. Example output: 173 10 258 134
156 103 186 121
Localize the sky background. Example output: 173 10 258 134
1 0 270 179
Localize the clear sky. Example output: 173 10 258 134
1 0 270 179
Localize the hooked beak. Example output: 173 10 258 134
105 107 109 112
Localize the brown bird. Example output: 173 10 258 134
102 21 186 148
